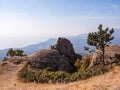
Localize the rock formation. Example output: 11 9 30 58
28 49 74 72
6 37 82 72
18 37 81 73
89 44 120 67
49 37 77 64
26 37 79 72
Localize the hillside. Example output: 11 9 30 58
0 29 120 60
0 38 120 90
0 60 120 90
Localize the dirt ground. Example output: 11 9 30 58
0 61 120 90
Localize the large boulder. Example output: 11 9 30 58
89 44 120 67
27 49 74 72
6 38 79 73
50 37 77 64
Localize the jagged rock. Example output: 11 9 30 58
89 44 120 67
6 37 80 72
50 37 77 64
26 37 79 72
27 49 74 72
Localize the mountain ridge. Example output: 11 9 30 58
0 29 120 60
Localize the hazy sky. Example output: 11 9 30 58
0 0 120 49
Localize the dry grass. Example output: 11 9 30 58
0 61 120 90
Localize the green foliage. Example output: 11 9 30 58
17 24 115 84
84 47 89 51
87 24 114 48
18 64 109 83
77 65 109 80
87 24 114 65
79 60 90 71
15 49 24 56
6 48 15 57
18 56 109 84
74 59 82 69
2 57 8 62
84 46 95 54
6 48 26 57
74 55 92 71
18 69 71 83
74 59 90 70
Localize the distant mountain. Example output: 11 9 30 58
0 38 57 60
0 29 120 60
111 29 120 45
22 38 57 54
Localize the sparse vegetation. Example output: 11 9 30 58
84 47 95 54
18 33 113 84
74 55 92 71
74 59 82 69
3 25 117 84
2 57 8 62
18 61 110 83
6 48 26 57
2 48 26 62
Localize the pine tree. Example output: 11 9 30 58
87 24 114 65
6 48 25 57
6 48 15 57
15 49 24 56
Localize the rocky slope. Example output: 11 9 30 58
0 38 120 90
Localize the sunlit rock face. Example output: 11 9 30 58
89 44 120 67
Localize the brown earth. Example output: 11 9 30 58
0 60 120 90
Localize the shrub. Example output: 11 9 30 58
78 60 90 71
74 57 91 71
18 64 110 84
2 57 8 62
74 59 82 69
6 48 26 58
18 69 71 83
79 55 92 70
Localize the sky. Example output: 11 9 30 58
0 0 120 49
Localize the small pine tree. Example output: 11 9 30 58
15 49 24 56
87 24 114 65
6 48 16 57
6 48 25 58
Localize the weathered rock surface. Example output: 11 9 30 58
5 38 82 72
89 44 120 67
49 37 77 64
27 49 74 72
25 38 79 72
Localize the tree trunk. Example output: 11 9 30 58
102 45 105 65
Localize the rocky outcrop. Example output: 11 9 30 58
49 37 77 64
6 37 81 72
89 44 120 67
27 37 78 72
27 49 74 72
